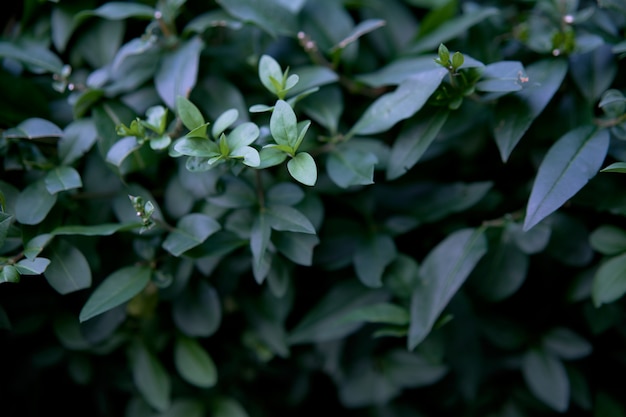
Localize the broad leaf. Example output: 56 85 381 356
79 265 151 322
172 281 221 337
44 240 92 295
44 166 82 194
523 126 609 231
287 152 317 186
494 59 568 161
0 42 64 74
14 257 51 275
569 45 617 103
130 341 171 412
4 117 63 140
15 180 57 225
174 336 217 388
353 234 397 288
51 222 140 236
327 148 377 188
58 118 98 164
409 228 487 349
162 214 221 256
273 232 319 266
155 37 204 110
350 69 447 135
522 348 569 412
266 205 316 234
592 253 626 307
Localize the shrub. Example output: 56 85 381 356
2 0 626 416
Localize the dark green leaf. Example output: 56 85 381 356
350 69 447 135
592 253 626 307
0 212 12 248
162 214 221 256
155 37 204 110
4 117 63 140
77 2 155 22
274 232 319 266
212 398 250 417
476 61 526 93
266 205 315 234
288 66 339 97
15 257 51 275
58 119 98 165
44 240 92 295
494 59 568 161
15 180 57 225
590 225 626 255
130 341 171 412
542 327 592 360
216 0 298 36
79 265 151 322
250 213 272 283
339 302 409 326
409 228 487 349
172 281 221 337
23 234 53 260
174 336 217 388
44 166 82 194
569 45 617 103
327 148 377 188
353 234 397 288
51 223 140 236
0 41 64 74
522 348 569 412
176 95 206 132
523 126 609 231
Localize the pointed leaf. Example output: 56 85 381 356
44 240 92 294
287 152 317 186
130 342 171 412
212 108 239 138
494 59 568 161
522 348 569 412
523 126 609 231
592 253 626 307
270 100 297 147
542 327 592 360
350 69 447 136
409 228 487 349
266 205 315 234
250 213 272 283
274 232 319 266
174 336 217 388
162 214 221 256
176 95 206 131
327 148 377 188
79 265 151 322
155 37 204 110
353 234 397 288
601 162 626 173
51 222 140 236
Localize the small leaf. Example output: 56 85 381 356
79 265 151 322
174 336 217 388
176 95 206 131
130 341 171 412
523 126 609 231
162 214 221 256
106 136 141 167
270 100 297 147
287 152 317 186
592 253 626 307
15 257 51 275
522 348 569 412
226 122 260 149
409 228 487 349
44 166 82 194
58 118 98 165
1 266 20 283
15 180 57 225
44 240 92 295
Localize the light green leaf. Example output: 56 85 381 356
162 214 221 256
172 281 222 337
339 302 410 326
44 240 92 295
231 146 260 167
15 257 51 275
522 348 569 412
130 341 171 412
226 122 260 149
349 69 447 136
212 108 239 138
266 205 315 234
327 148 377 188
15 180 58 225
523 126 609 231
44 166 82 194
601 162 626 173
387 108 449 180
354 234 397 288
79 265 151 322
1 266 20 283
176 95 206 132
156 37 204 110
592 253 626 307
494 59 568 162
270 100 297 147
287 152 317 186
174 336 217 388
409 228 487 349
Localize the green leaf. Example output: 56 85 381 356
270 100 297 148
408 7 499 54
287 66 339 97
288 281 388 345
590 225 626 255
155 37 204 110
409 228 487 349
1 265 20 283
79 265 151 322
357 56 441 87
172 281 222 337
476 61 526 93
76 2 155 21
162 214 221 256
4 117 63 140
569 45 617 103
106 136 141 168
51 222 140 236
494 59 568 162
15 180 58 225
522 348 569 412
592 253 626 307
353 234 397 288
58 119 98 165
287 152 317 186
601 162 626 173
217 0 297 36
274 232 319 266
387 108 449 180
523 126 609 231
300 86 343 134
212 109 239 138
174 336 217 388
23 234 53 260
331 19 386 52
44 166 82 194
176 96 206 132
258 55 284 96
266 205 315 234
266 182 305 206
226 122 260 149
0 212 12 248
44 240 92 295
130 341 171 412
174 136 219 157
250 213 272 283
349 69 447 136
0 41 64 74
327 148 377 188
542 327 592 360
339 302 410 326
212 398 250 417
15 257 51 275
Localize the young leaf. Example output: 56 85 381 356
176 95 206 132
409 228 487 349
212 108 239 138
79 265 151 322
174 336 218 388
44 240 92 295
270 100 297 148
349 68 447 136
287 152 317 186
592 253 626 307
522 348 570 412
523 126 609 231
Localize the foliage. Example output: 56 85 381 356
1 0 626 416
